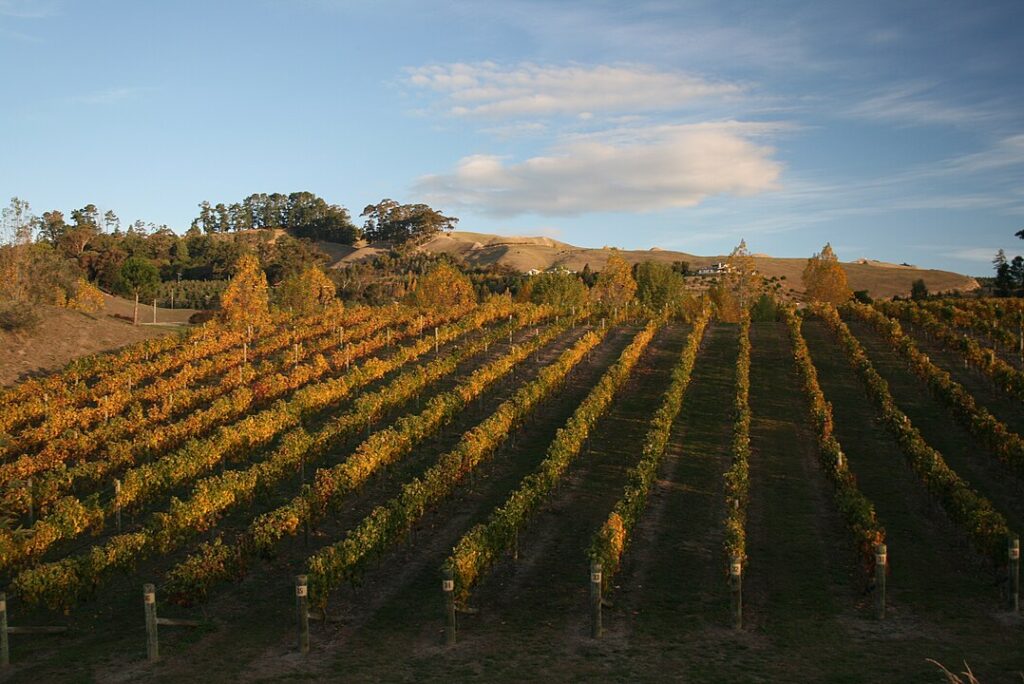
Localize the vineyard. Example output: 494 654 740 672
0 296 1022 682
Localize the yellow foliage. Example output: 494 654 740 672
590 254 636 309
66 278 105 313
278 265 337 316
220 253 271 333
802 243 851 304
409 263 476 311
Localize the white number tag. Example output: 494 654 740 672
442 579 454 592
296 585 308 597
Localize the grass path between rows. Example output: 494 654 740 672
803 319 1024 683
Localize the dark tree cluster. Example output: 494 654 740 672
191 191 359 244
360 199 458 246
992 248 1024 296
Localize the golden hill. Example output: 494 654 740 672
325 231 978 299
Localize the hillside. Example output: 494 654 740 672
324 231 978 299
0 296 196 385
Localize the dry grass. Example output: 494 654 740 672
0 297 191 385
331 231 978 299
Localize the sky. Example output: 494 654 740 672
1 0 1023 275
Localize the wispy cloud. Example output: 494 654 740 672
848 82 1005 127
935 247 1005 263
416 122 782 216
406 62 742 119
70 86 153 105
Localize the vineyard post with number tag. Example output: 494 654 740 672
730 557 743 630
590 562 602 638
296 575 310 654
875 543 887 619
144 584 159 662
443 568 456 646
1009 534 1020 614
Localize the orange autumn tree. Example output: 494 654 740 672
221 253 271 335
591 254 637 311
802 243 851 304
278 264 338 316
409 262 476 311
66 278 105 313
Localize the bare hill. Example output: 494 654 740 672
327 231 978 299
0 296 196 386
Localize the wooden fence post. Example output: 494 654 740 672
730 556 743 630
443 568 456 646
26 478 33 526
0 593 8 668
144 584 159 662
296 575 310 654
1009 534 1020 614
590 562 602 638
114 479 122 532
435 327 439 355
875 543 887 619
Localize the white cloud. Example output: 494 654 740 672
406 62 741 118
415 122 781 216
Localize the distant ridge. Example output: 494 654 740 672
323 230 979 299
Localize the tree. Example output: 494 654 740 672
710 240 763 322
994 249 1014 295
103 210 120 234
220 253 271 334
67 278 106 313
1011 256 1024 290
802 243 851 304
590 254 637 310
519 271 587 309
361 199 458 245
910 278 929 300
119 256 160 324
70 204 100 230
580 263 597 287
37 210 69 244
0 197 36 303
278 264 337 315
635 261 687 314
853 290 873 304
409 262 475 310
750 292 780 322
193 201 216 234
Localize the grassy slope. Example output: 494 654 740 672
0 301 190 386
406 232 978 299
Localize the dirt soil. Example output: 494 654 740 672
0 297 194 385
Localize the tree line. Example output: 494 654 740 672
189 193 457 246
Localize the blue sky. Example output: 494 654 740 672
2 0 1022 275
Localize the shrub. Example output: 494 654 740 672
0 301 41 332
